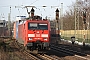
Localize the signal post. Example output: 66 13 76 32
55 8 60 43
82 9 87 46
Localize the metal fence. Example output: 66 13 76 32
60 30 90 43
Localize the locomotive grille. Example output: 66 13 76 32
36 40 41 43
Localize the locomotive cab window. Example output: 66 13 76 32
38 24 48 30
28 23 38 29
28 23 48 30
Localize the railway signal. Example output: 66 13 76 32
55 8 60 43
83 11 86 24
82 9 87 46
55 8 59 23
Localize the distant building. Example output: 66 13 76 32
0 20 7 27
0 20 9 36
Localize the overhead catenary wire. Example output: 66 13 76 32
30 0 39 5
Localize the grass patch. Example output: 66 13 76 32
8 52 21 60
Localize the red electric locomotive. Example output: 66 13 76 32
14 8 50 51
18 17 50 50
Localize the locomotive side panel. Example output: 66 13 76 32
18 24 24 44
13 22 16 38
18 20 27 45
13 21 19 39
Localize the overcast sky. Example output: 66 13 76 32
0 0 76 21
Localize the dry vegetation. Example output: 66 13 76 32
62 0 90 30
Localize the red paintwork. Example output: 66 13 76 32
18 20 50 46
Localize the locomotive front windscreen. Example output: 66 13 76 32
28 23 48 30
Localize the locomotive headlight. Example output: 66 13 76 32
44 38 48 41
29 38 32 40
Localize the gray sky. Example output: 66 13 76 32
0 0 76 21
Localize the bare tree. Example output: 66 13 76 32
63 0 90 30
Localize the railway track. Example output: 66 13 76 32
50 44 90 60
1 37 90 60
12 39 63 60
30 53 64 60
12 40 41 60
37 54 60 60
